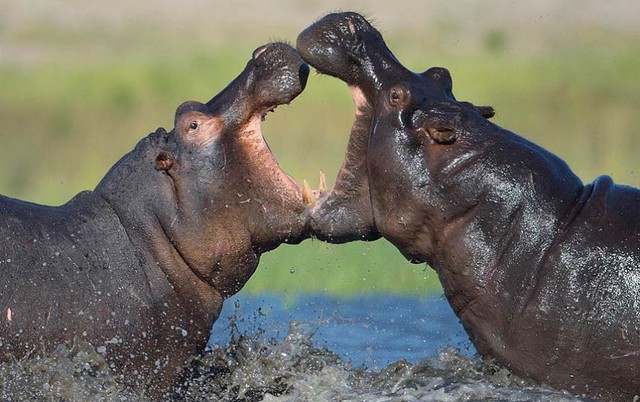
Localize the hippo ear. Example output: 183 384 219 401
459 101 495 119
476 105 495 119
421 67 453 95
155 150 174 171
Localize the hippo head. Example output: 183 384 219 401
97 43 309 321
367 70 500 262
160 43 310 257
297 13 494 257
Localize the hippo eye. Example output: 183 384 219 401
189 121 198 131
389 85 409 107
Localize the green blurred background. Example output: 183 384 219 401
1 1 638 297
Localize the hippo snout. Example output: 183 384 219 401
251 42 310 106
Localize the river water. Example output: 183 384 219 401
0 293 592 401
209 293 475 369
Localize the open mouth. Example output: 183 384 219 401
242 101 325 211
203 42 322 214
249 83 326 209
290 76 368 210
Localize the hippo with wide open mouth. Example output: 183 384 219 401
0 42 309 395
298 12 640 401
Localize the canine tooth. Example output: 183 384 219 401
318 170 327 193
302 180 315 206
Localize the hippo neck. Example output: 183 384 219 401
95 142 221 331
428 128 586 352
98 189 219 320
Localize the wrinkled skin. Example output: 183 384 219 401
0 43 309 396
298 12 640 401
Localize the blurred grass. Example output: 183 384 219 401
1 30 639 296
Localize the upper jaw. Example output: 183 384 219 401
296 12 409 98
296 12 379 66
250 42 310 109
237 45 311 244
206 42 309 127
296 12 378 87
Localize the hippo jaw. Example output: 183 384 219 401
297 12 401 96
296 12 416 243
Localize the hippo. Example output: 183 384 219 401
298 12 640 401
0 42 309 395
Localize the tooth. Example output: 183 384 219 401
318 170 327 193
302 180 316 206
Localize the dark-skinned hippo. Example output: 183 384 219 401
0 42 309 395
298 12 640 401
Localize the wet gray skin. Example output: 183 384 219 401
298 12 640 401
0 42 309 396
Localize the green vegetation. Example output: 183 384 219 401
1 32 639 296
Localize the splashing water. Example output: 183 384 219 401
0 295 592 401
179 321 589 401
0 340 142 401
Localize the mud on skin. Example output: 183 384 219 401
0 42 309 397
298 12 640 401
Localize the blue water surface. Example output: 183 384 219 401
209 293 476 369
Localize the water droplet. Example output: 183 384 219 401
290 268 295 274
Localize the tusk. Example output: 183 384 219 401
302 180 316 206
318 170 327 193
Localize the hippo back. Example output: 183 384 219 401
506 176 640 396
0 190 186 387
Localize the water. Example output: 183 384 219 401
0 293 591 401
209 293 475 369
